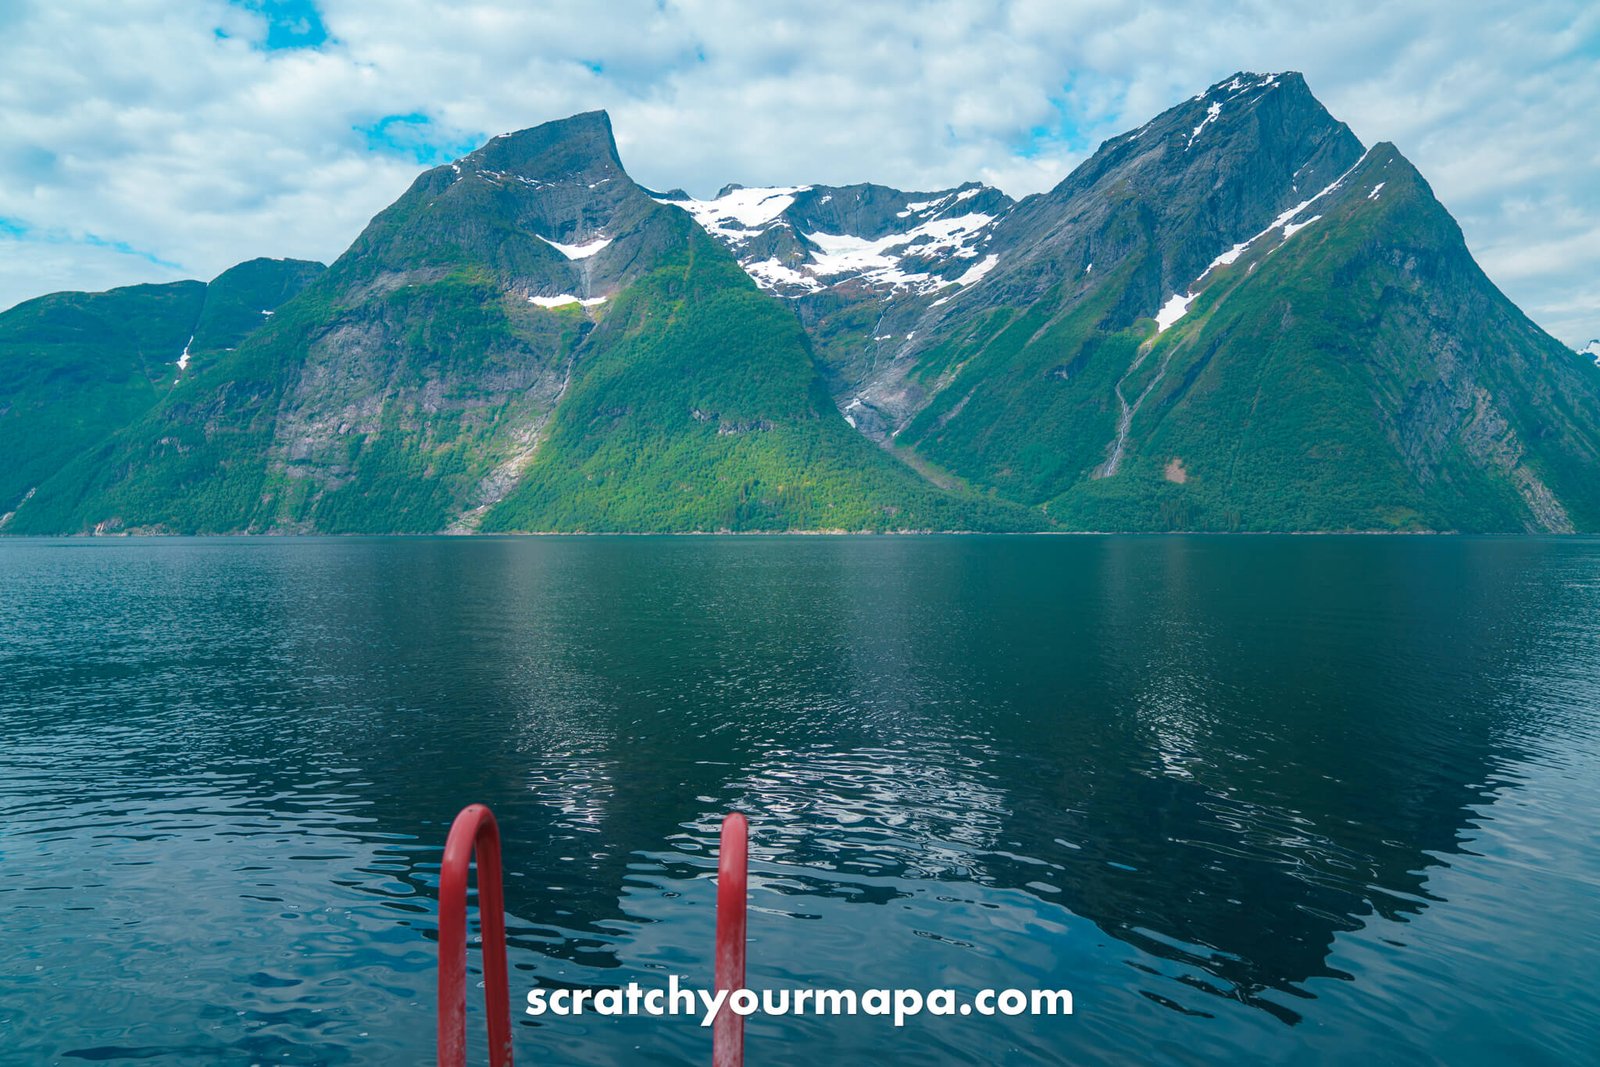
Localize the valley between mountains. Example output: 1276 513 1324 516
3 71 1597 535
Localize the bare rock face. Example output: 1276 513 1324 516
341 110 685 303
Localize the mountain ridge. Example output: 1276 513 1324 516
3 72 1596 534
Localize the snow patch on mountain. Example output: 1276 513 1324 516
663 186 809 242
529 294 606 308
954 253 1000 286
745 258 823 293
665 183 1008 299
899 196 945 217
1155 293 1196 333
539 236 612 259
1188 102 1222 149
801 210 995 293
1280 214 1321 240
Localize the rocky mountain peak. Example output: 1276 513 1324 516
330 109 693 309
6 75 1599 537
459 109 623 182
933 70 1363 328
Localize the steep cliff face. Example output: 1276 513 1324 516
799 73 1365 442
1081 144 1600 533
240 110 683 533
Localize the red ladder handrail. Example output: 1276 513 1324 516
438 804 514 1067
713 812 748 1067
435 805 750 1067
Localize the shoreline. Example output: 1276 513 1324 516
4 528 1596 540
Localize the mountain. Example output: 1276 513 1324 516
1580 339 1600 367
0 258 323 531
691 73 1600 532
3 112 1029 534
2 75 1596 534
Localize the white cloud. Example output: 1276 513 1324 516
0 0 1596 345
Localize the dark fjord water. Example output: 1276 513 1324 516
2 536 1598 1066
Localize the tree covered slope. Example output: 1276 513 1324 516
0 258 322 531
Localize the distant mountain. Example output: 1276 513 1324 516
2 74 1596 534
0 258 323 531
1580 339 1600 367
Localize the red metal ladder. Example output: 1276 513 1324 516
713 812 749 1067
436 805 750 1067
437 804 513 1067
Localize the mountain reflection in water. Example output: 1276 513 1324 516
2 536 1597 1065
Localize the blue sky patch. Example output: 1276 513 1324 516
356 113 484 166
1013 84 1095 160
81 233 185 271
227 0 329 50
0 217 183 271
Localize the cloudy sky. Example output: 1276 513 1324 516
2 0 1596 345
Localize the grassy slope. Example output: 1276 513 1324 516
9 288 314 534
190 258 327 361
483 229 1040 531
13 223 1034 534
0 281 204 522
3 258 343 533
0 260 329 532
897 255 1148 510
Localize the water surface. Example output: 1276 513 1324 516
2 536 1598 1064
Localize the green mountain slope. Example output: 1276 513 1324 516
479 229 1016 531
3 80 1595 535
1051 146 1600 532
882 81 1600 532
0 259 322 531
5 114 1032 534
